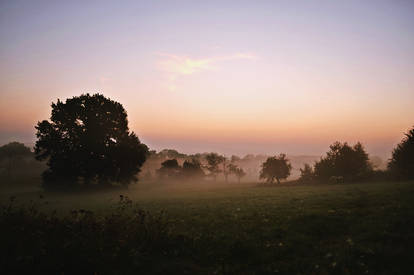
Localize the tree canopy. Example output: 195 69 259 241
34 93 148 188
182 158 205 179
313 141 372 182
228 163 246 183
205 153 225 181
157 159 181 179
388 126 414 180
259 154 292 184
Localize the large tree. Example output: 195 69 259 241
313 141 372 182
35 93 148 188
388 126 414 180
259 154 292 184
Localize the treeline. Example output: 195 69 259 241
1 93 413 190
141 150 325 182
140 149 272 181
145 152 247 183
140 127 414 185
298 129 414 183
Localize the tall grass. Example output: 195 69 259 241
1 181 413 274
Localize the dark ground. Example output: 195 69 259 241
1 180 413 274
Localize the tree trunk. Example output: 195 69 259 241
223 161 228 183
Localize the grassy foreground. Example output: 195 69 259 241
1 181 414 274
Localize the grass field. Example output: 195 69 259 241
1 180 414 274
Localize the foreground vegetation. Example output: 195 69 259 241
1 181 413 274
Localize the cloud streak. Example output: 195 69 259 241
156 52 258 89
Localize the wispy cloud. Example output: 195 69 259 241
156 52 258 90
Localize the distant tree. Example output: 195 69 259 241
259 154 292 184
182 158 205 179
158 149 187 159
35 93 148 188
222 156 230 183
313 141 372 182
231 155 241 163
234 168 246 183
299 163 314 182
0 142 32 177
228 164 246 183
157 159 181 179
205 153 225 181
388 126 414 180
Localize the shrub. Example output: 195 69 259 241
0 196 188 274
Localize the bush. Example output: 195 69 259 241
0 196 191 274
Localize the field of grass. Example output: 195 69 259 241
1 180 414 274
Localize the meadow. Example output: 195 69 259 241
1 180 413 274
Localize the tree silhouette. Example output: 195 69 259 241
388 126 414 180
34 93 148 188
313 141 372 182
0 142 32 177
157 159 181 179
205 153 224 181
228 163 246 183
259 154 292 184
299 163 314 182
158 149 187 159
222 156 229 183
182 158 205 179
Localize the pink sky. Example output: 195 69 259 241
1 1 413 158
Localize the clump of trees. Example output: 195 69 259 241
182 158 205 179
388 126 414 180
228 163 246 183
157 159 181 179
34 94 148 189
205 153 225 181
154 154 247 183
298 141 372 183
259 154 292 184
204 153 247 183
313 142 372 182
157 158 205 181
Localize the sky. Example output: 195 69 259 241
0 0 413 158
